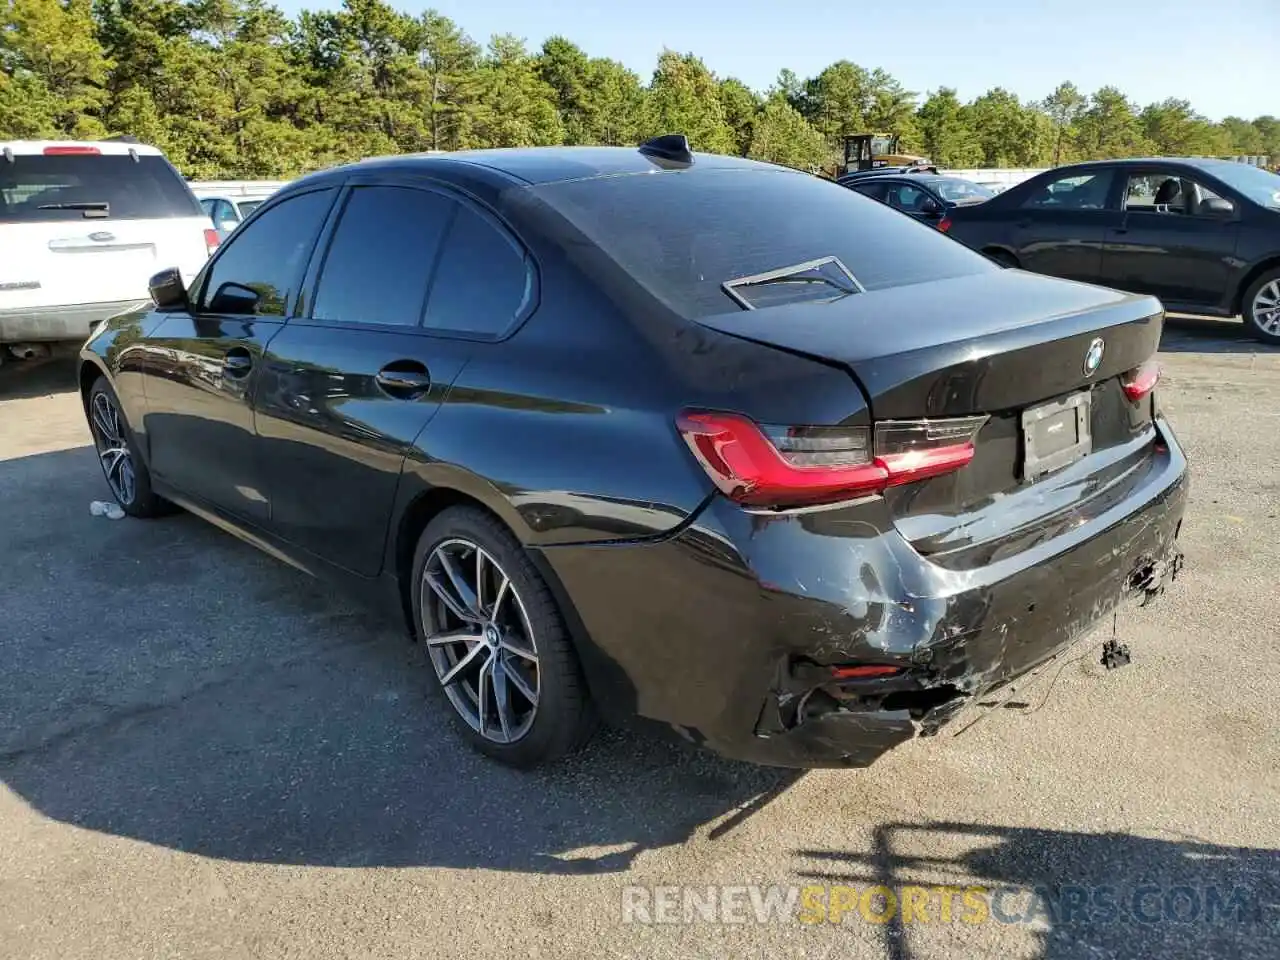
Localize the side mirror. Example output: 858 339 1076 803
1201 197 1235 218
919 198 943 216
208 281 261 315
148 267 188 310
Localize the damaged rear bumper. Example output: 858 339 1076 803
733 443 1188 768
539 421 1189 770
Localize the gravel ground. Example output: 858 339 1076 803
1 315 1277 960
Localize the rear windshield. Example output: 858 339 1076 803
525 168 993 316
931 178 995 203
0 154 203 223
1202 162 1280 210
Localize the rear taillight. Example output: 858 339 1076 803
676 411 988 508
1121 359 1160 401
43 145 100 155
830 664 903 680
936 216 952 233
204 228 220 256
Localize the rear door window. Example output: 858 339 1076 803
311 185 454 327
523 168 991 316
0 155 203 222
197 189 335 316
423 205 533 337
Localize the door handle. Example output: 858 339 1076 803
375 362 431 399
223 348 253 377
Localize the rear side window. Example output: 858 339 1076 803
524 169 991 317
424 205 532 337
1021 171 1114 211
0 155 203 222
198 189 334 316
312 186 453 327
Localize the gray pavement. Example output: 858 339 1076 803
1 314 1277 959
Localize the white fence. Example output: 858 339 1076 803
188 180 289 198
939 168 1048 190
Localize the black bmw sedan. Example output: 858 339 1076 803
79 139 1188 769
945 157 1280 343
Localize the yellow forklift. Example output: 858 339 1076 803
840 133 933 177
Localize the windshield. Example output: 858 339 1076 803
0 155 203 222
237 199 264 216
1203 162 1280 209
522 169 993 316
931 179 995 203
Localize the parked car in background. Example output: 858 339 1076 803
840 174 994 230
200 195 267 237
79 139 1187 770
0 139 217 363
945 158 1280 343
193 184 283 239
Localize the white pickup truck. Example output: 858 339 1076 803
0 139 217 361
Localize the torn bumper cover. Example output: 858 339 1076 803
738 473 1187 769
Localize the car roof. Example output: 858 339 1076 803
1048 156 1249 174
290 146 790 191
0 140 166 157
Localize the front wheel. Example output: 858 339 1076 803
1242 269 1280 345
410 506 597 768
86 378 169 518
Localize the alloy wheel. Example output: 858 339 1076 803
420 538 540 743
1252 280 1280 336
90 390 136 506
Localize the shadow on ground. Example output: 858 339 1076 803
0 444 800 874
798 822 1278 959
1161 315 1275 354
0 356 79 398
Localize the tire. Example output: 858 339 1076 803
1241 268 1280 345
986 248 1019 269
410 506 597 768
86 377 171 518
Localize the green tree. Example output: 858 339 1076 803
916 87 981 167
1220 116 1265 155
1040 81 1086 165
645 50 734 154
1076 86 1151 159
1139 98 1226 156
747 93 827 170
471 34 562 148
583 57 646 145
717 77 759 156
1 0 109 137
412 11 481 151
864 67 918 148
536 35 590 144
799 60 870 144
966 87 1049 167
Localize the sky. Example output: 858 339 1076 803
276 0 1278 122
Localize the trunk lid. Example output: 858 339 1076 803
697 270 1165 564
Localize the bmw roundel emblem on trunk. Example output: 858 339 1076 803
1084 338 1105 376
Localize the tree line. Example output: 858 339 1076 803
2 0 1277 180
